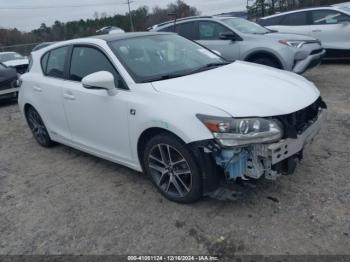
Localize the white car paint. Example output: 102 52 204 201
152 61 319 117
18 33 324 191
260 5 350 50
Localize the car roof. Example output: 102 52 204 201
91 32 173 42
332 1 350 7
150 16 240 30
261 6 340 19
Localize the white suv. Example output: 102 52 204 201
19 32 326 203
258 3 350 58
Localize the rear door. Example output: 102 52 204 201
34 46 72 141
195 20 240 61
309 9 350 49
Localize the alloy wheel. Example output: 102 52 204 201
148 143 192 198
27 109 49 145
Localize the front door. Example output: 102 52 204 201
62 45 132 163
196 21 240 61
310 9 350 49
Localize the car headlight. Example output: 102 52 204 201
279 40 306 48
197 114 283 147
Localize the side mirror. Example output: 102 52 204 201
82 71 117 96
341 20 350 26
219 32 239 41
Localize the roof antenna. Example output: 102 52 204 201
168 13 177 33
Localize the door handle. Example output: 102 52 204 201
312 29 322 32
63 93 75 100
33 86 42 92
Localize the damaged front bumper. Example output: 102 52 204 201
189 108 326 193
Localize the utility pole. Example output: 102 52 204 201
125 0 135 32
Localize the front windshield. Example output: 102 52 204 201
222 17 271 34
0 52 24 63
109 34 227 83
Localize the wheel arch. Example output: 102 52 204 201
244 50 284 69
137 127 187 169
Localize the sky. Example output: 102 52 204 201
0 0 246 31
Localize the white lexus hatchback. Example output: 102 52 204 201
19 32 326 203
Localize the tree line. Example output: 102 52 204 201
0 0 346 54
0 0 199 53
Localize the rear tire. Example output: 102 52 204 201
25 106 55 147
142 133 202 203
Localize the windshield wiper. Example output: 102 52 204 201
141 73 186 83
188 62 231 75
141 62 231 83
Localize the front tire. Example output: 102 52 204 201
250 56 280 69
142 134 202 203
25 106 54 147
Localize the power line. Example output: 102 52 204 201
124 0 135 32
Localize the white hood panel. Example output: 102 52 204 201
152 61 320 117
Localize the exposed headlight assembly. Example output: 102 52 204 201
279 40 306 48
197 114 283 147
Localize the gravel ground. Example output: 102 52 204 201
0 64 349 255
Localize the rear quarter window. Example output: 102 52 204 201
41 52 49 74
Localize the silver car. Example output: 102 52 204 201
150 16 325 74
258 3 350 59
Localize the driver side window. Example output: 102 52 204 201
198 21 230 40
69 46 127 89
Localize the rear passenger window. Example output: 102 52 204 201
258 16 283 26
176 22 196 40
46 46 69 78
159 25 175 32
69 46 127 89
280 12 309 25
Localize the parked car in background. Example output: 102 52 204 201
258 3 350 58
0 63 19 100
150 16 325 74
96 26 125 35
19 32 326 203
32 42 56 52
0 52 29 74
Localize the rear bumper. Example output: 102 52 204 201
293 49 326 74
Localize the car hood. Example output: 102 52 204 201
151 61 320 117
3 59 29 67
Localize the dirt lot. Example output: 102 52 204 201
0 64 349 255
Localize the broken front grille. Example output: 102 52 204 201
278 97 327 138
